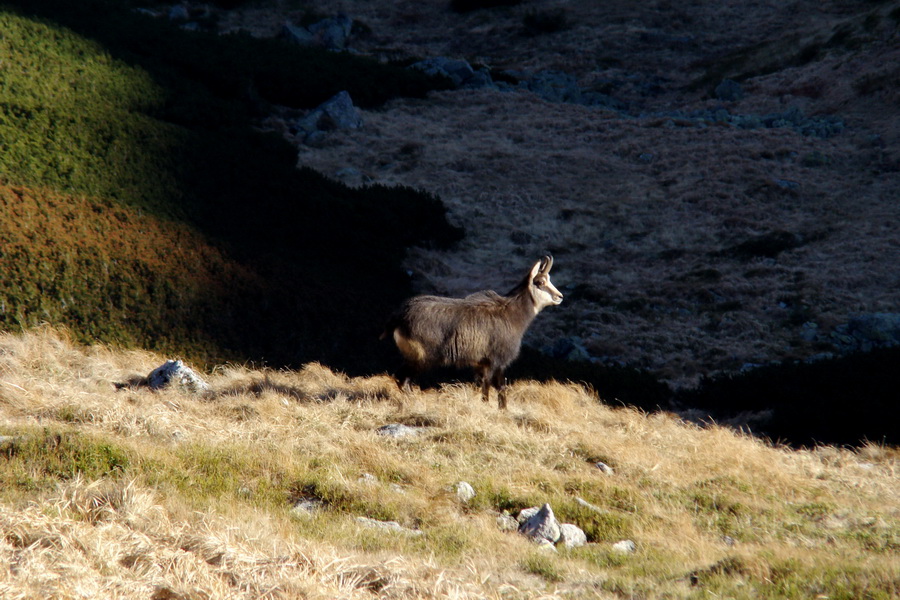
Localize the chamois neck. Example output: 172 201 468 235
504 279 539 321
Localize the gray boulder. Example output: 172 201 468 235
409 57 494 89
294 91 363 145
847 313 900 346
518 503 561 544
147 360 209 393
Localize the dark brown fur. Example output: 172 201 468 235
382 257 562 408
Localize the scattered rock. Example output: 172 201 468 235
376 423 422 439
147 360 209 393
291 498 324 517
292 91 363 145
355 517 423 536
358 473 378 485
518 503 561 544
574 497 606 514
281 14 353 51
168 5 189 21
497 512 519 532
410 57 482 88
522 70 583 104
558 523 587 548
455 481 476 504
594 462 615 475
611 539 637 554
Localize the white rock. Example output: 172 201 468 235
455 481 476 504
558 523 587 548
376 424 421 439
147 360 209 393
595 461 615 475
612 539 637 554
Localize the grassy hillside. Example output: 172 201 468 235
0 328 897 598
0 2 458 371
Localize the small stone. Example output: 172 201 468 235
376 424 421 439
497 512 519 532
291 499 323 517
611 539 637 554
455 481 476 504
558 523 587 548
355 517 423 536
358 473 377 485
595 462 614 475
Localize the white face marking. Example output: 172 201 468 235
532 274 563 313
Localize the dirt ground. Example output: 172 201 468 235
220 0 900 387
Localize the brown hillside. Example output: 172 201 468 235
224 0 900 387
0 183 264 361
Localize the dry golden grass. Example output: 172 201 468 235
0 327 897 598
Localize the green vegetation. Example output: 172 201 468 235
1 428 130 492
0 2 459 372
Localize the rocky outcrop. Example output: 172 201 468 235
516 504 587 549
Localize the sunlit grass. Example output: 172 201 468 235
0 328 897 598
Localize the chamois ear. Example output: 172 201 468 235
540 255 554 274
528 259 543 281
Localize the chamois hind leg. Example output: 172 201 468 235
492 369 509 409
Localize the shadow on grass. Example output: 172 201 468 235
0 1 459 375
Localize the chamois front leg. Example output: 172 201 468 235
396 363 419 394
492 369 509 410
476 361 492 403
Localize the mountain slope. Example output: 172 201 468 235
0 328 897 599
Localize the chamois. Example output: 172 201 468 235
382 256 563 409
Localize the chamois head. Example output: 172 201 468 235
527 255 563 313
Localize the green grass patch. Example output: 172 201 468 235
0 428 130 492
520 552 564 582
0 2 461 373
